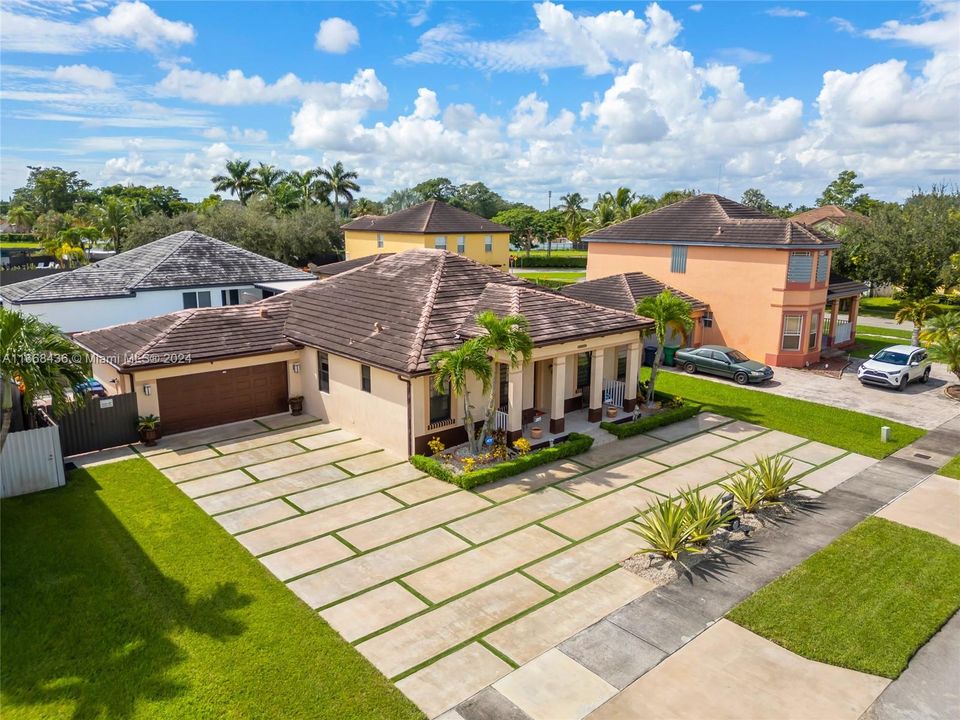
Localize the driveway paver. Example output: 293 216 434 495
644 432 733 466
196 465 348 514
712 429 807 465
785 440 847 466
215 498 299 534
644 412 731 442
876 474 960 544
636 455 739 497
259 535 354 581
479 461 585 502
247 440 380 480
796 452 877 495
320 582 428 642
147 446 218 469
558 457 666 499
525 525 646 591
176 469 253 498
386 477 459 504
211 421 335 454
163 441 304 482
448 488 579 544
287 463 424 512
543 485 659 540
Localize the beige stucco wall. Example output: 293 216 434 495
587 242 829 366
300 347 410 456
345 230 511 268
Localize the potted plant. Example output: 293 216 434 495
137 414 161 446
288 396 304 416
606 405 618 418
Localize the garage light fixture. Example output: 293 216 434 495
142 384 152 396
292 363 301 374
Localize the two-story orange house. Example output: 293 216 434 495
341 200 512 269
585 194 866 368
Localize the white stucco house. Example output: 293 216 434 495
0 231 315 332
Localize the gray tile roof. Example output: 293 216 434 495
72 301 295 369
341 200 512 234
827 272 869 300
1 231 312 303
561 272 708 314
584 194 839 249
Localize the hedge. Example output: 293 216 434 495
600 403 700 439
410 432 595 490
0 233 39 245
511 255 587 268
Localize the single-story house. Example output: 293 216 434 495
1 231 314 332
341 200 512 269
584 194 867 367
73 249 653 455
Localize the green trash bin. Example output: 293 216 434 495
663 346 679 367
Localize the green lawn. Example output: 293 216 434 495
0 459 422 720
728 517 960 678
646 370 925 458
848 336 899 359
940 455 960 480
859 296 954 319
857 324 912 340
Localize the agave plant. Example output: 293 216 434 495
749 454 797 503
634 498 701 560
721 471 765 513
679 487 737 545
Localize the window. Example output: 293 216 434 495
377 233 384 249
701 311 714 328
782 314 803 350
670 245 688 273
429 376 451 424
182 291 211 309
457 236 465 254
434 236 447 250
221 289 240 306
360 364 371 393
577 353 592 391
617 347 627 382
787 251 813 283
816 251 829 282
318 352 329 392
498 363 509 408
484 235 493 253
809 311 820 350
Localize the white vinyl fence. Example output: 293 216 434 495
835 320 852 344
1 425 66 498
603 378 625 408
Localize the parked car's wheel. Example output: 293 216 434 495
734 371 749 385
683 362 697 374
920 367 931 384
897 375 909 392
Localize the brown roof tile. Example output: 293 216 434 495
310 254 394 278
341 200 511 234
561 272 707 314
791 205 867 228
584 194 839 249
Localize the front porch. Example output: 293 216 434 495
824 274 869 352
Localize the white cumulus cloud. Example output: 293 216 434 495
52 64 115 89
315 17 359 53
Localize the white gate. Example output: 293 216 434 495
1 425 66 498
602 378 625 407
495 409 509 430
835 320 852 344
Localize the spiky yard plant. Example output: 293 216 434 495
750 454 797 503
679 487 737 545
721 471 766 514
634 498 701 561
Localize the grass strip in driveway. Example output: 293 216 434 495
940 454 960 480
645 370 925 458
0 458 422 720
728 517 960 679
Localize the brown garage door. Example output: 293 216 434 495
158 362 288 434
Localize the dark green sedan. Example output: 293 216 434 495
674 345 775 385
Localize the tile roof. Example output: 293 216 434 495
560 272 707 314
284 249 648 375
1 231 312 303
310 254 394 278
72 301 295 370
827 272 869 300
791 205 868 228
340 200 512 234
584 194 839 249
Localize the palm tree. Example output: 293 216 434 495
629 194 657 217
286 170 318 210
559 193 585 249
429 339 492 455
382 188 422 214
351 198 382 217
211 159 255 205
318 161 360 221
920 310 960 345
267 182 300 216
608 187 636 221
253 163 286 196
1 308 92 450
7 205 34 231
98 196 129 254
895 296 941 346
588 196 617 230
474 311 534 445
635 291 694 408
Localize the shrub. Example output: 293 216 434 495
634 497 701 560
511 255 587 268
512 437 532 456
722 471 765 513
601 403 699 439
749 454 797 503
410 432 594 490
680 487 736 545
427 436 445 456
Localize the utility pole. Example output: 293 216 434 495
547 190 553 258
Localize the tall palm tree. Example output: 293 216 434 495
473 311 534 444
7 205 35 231
629 194 657 217
351 198 382 217
267 182 300 216
0 308 92 450
211 159 255 205
98 196 129 254
588 196 617 230
429 339 492 455
559 193 585 248
252 163 286 196
382 188 422 214
318 161 360 221
920 310 960 346
635 291 694 408
608 187 636 221
286 170 318 210
895 296 941 346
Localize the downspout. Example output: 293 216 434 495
398 374 413 456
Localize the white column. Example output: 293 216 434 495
507 366 523 442
551 356 566 434
588 348 604 422
624 341 640 411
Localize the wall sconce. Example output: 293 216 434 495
292 363 301 374
142 384 152 396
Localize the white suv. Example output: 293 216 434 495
857 345 932 391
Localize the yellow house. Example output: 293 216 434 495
342 199 512 269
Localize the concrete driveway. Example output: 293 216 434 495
669 362 959 430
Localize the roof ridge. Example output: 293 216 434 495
708 194 729 219
137 308 198 357
128 231 195 290
520 282 643 322
406 251 446 372
421 199 438 233
617 273 633 304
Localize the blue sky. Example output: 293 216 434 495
1 1 957 207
